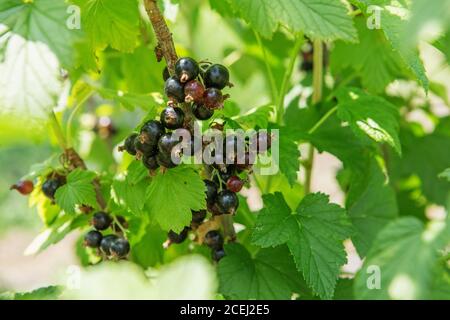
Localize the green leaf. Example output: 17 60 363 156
346 158 398 256
228 0 357 41
10 286 62 300
55 169 97 214
252 192 353 299
146 166 206 232
277 127 300 186
218 243 307 299
439 168 450 182
231 105 273 129
96 86 163 112
29 177 61 226
331 17 404 93
336 87 401 154
73 0 140 52
130 223 166 268
0 0 77 123
354 217 450 299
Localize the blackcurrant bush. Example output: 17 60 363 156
204 179 218 205
192 210 207 224
216 190 239 215
123 133 138 155
226 176 244 193
204 230 224 250
175 57 199 83
143 154 159 170
10 180 34 195
160 106 185 130
42 176 65 200
204 64 230 89
211 248 226 262
84 230 103 248
164 76 185 103
168 227 189 244
184 80 205 103
162 66 170 81
110 238 130 258
100 234 118 255
203 88 224 109
192 103 214 120
140 120 165 146
92 211 112 231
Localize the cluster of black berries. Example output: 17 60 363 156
84 212 130 259
41 172 67 201
164 57 231 119
204 230 225 262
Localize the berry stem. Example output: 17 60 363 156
304 39 324 194
112 215 129 237
50 111 68 150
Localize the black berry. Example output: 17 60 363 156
42 176 65 200
156 151 178 168
123 133 138 155
203 88 225 109
216 190 239 215
84 230 103 248
92 212 112 231
192 210 207 224
204 64 229 89
175 57 199 83
110 238 130 258
204 230 224 250
143 154 159 170
10 180 34 195
184 80 205 103
211 248 226 262
192 103 214 120
164 76 185 103
140 120 165 146
134 136 157 156
168 227 189 244
162 66 170 81
226 176 244 193
160 106 185 130
157 132 181 155
204 179 218 206
100 234 118 255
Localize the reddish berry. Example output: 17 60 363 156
226 176 244 192
10 180 34 195
184 80 205 103
203 88 225 109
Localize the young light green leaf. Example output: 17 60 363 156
355 217 450 299
146 166 206 232
438 168 450 182
13 286 63 300
252 192 353 299
336 87 401 154
231 105 274 129
73 0 140 52
227 0 357 41
55 169 97 214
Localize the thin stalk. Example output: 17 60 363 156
66 90 93 147
308 106 337 135
49 111 67 150
254 30 279 103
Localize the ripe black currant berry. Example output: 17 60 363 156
160 106 185 130
42 176 65 200
204 230 224 250
157 132 181 155
143 154 159 170
162 66 170 81
192 103 214 120
184 80 205 103
203 88 225 109
226 176 244 193
192 210 207 224
204 179 218 206
123 133 138 155
164 76 185 103
134 136 157 156
100 234 118 255
175 57 199 83
10 180 34 195
140 120 165 146
216 190 239 215
168 227 189 244
92 211 112 231
84 230 103 248
204 64 230 89
212 248 226 262
156 151 178 168
110 238 130 258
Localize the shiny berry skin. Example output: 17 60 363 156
42 177 64 200
160 106 185 130
204 64 229 89
192 210 207 224
226 176 244 192
110 238 130 258
100 234 118 255
203 88 224 109
157 133 181 155
204 179 218 206
175 57 199 83
162 66 170 81
192 103 214 120
92 212 112 231
10 180 34 195
140 120 165 146
212 248 226 262
124 133 138 155
204 230 224 250
216 190 239 215
143 154 159 170
164 76 185 103
156 151 178 168
168 227 189 244
184 80 205 103
84 230 103 248
134 136 157 156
